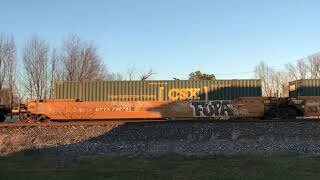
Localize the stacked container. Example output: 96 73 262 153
53 79 262 101
289 79 320 97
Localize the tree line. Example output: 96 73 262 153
254 53 320 97
1 32 318 106
0 33 156 106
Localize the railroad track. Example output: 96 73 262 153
1 118 320 127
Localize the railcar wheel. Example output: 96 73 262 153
19 114 26 122
19 113 50 123
37 114 51 123
0 115 5 122
278 107 299 119
19 113 36 123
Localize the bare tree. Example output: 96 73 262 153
254 62 274 96
308 53 320 79
284 59 307 81
7 46 16 109
270 71 280 97
61 35 106 81
140 69 155 81
0 33 16 105
125 64 156 81
48 48 62 98
106 72 123 81
285 62 299 81
12 74 25 105
254 53 320 97
272 71 290 97
255 61 291 97
297 59 307 79
127 64 136 80
22 36 50 100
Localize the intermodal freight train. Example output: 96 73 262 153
2 79 320 122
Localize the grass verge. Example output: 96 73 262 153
0 153 320 180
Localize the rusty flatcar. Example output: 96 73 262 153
20 97 265 122
19 79 265 122
15 79 320 122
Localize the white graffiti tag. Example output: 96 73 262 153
190 101 234 117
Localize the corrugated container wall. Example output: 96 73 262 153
53 79 262 101
289 79 320 97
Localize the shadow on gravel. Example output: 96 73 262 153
3 120 320 160
2 121 320 179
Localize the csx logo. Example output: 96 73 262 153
168 88 200 100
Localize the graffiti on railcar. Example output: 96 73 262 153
49 104 95 119
305 102 320 114
191 100 235 117
307 106 319 113
231 107 249 116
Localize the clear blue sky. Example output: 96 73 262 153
2 0 320 79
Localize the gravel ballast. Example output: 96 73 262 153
1 121 320 157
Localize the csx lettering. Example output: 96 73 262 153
168 88 200 101
191 101 234 117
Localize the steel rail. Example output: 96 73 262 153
1 118 320 127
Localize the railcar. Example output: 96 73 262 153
17 79 264 122
18 96 319 122
53 79 262 101
18 97 265 122
4 79 320 122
